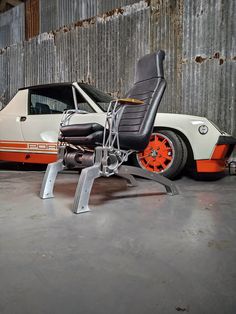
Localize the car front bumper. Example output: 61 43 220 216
196 135 236 173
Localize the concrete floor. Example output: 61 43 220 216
0 166 236 314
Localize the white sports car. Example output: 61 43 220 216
0 82 235 179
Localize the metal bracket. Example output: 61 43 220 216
118 165 178 195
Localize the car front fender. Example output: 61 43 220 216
154 113 223 160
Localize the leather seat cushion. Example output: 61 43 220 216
59 130 151 151
59 130 104 147
60 123 103 137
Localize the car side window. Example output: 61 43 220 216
30 95 68 114
28 86 96 115
29 86 75 115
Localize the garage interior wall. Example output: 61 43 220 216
0 3 25 48
0 0 235 140
40 0 139 33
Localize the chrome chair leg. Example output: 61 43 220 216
73 164 101 214
72 147 103 214
40 159 64 199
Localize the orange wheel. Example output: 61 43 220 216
134 130 188 179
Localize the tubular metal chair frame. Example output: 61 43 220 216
40 98 178 214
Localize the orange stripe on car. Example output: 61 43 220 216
0 152 58 164
0 142 27 148
0 141 58 152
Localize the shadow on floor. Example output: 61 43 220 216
0 161 47 171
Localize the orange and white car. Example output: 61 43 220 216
0 82 235 179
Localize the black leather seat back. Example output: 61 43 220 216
59 50 166 151
117 50 166 151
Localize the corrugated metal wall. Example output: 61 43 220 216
150 0 183 114
151 0 236 137
0 0 235 139
40 0 139 33
181 0 236 138
0 3 25 49
0 1 150 103
25 0 150 95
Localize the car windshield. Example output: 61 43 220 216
78 83 114 112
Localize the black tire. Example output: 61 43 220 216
132 129 188 179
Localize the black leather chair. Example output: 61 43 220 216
40 50 178 213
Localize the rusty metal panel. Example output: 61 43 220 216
97 0 140 14
8 43 24 99
24 33 55 86
41 0 149 97
0 3 25 49
0 48 8 105
54 29 73 82
150 0 235 138
1 0 150 103
25 0 39 40
39 0 58 33
181 0 236 137
91 1 150 96
39 0 142 33
40 0 98 33
150 0 183 114
0 43 24 104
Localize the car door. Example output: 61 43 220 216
20 84 100 149
0 89 28 142
20 85 74 144
0 90 29 162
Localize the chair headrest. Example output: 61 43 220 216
134 50 165 83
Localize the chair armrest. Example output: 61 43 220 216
114 98 144 105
